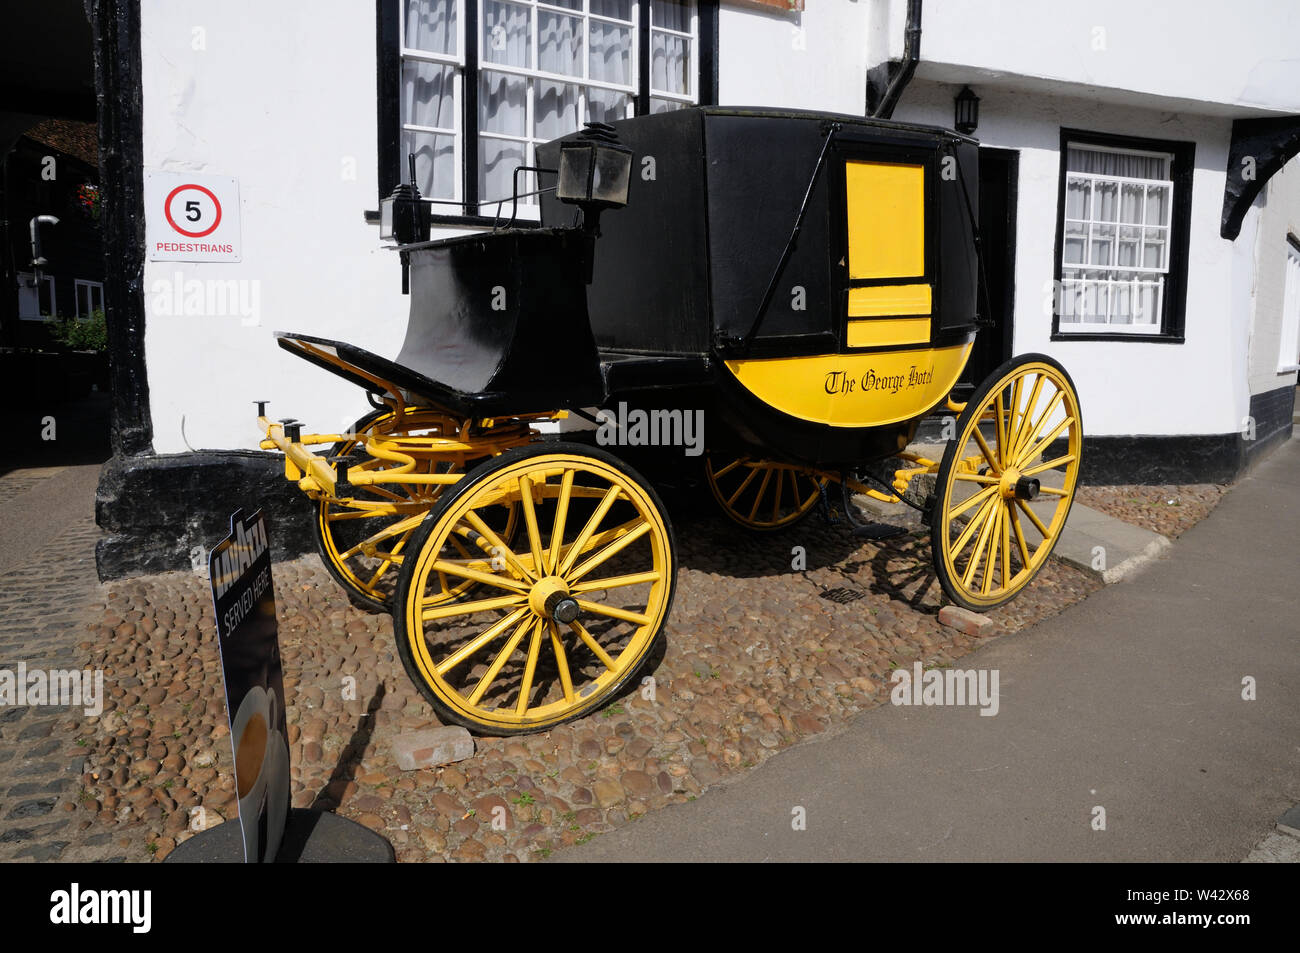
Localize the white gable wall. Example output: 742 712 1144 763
140 1 413 455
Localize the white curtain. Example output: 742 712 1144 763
651 0 690 109
1066 146 1167 180
402 0 457 199
480 0 530 202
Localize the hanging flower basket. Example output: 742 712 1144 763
75 183 102 221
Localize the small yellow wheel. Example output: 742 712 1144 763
312 408 516 611
931 353 1083 611
393 442 676 735
704 453 825 532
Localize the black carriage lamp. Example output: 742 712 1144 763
380 154 432 246
557 122 633 282
954 86 980 135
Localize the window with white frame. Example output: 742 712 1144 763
1058 143 1175 334
1279 237 1300 373
16 273 56 321
397 0 700 215
75 279 104 318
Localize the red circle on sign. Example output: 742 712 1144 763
164 184 223 238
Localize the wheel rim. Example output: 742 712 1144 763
936 360 1082 609
705 453 824 530
402 452 673 732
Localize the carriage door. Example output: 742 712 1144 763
957 147 1018 391
842 152 933 351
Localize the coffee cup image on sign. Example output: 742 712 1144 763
231 686 289 862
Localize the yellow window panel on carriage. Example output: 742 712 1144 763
845 160 926 280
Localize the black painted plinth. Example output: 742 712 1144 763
164 809 395 864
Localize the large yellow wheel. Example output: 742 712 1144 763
704 452 825 532
931 353 1083 611
393 443 676 735
312 409 517 611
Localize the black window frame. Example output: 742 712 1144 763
376 0 719 228
1050 127 1195 344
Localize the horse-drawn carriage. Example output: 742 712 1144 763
259 107 1082 735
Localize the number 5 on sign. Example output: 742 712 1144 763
144 170 242 263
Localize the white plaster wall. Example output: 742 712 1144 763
880 0 1300 115
894 79 1246 437
1246 158 1300 394
140 1 436 455
718 0 871 113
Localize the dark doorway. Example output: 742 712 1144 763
958 146 1018 391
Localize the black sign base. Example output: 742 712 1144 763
165 809 395 863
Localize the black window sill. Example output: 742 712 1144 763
1050 331 1185 344
363 209 544 230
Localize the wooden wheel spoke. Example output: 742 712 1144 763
465 509 534 582
1010 504 1034 567
435 607 529 676
962 499 999 589
566 521 653 584
1013 389 1064 464
980 505 1004 595
748 467 774 522
575 600 650 626
1015 499 1051 538
726 465 760 508
971 426 1002 475
954 471 1000 485
771 468 784 521
467 615 533 707
568 569 661 595
547 469 575 575
514 619 545 716
431 559 530 594
518 474 547 576
950 492 998 558
711 457 744 479
571 619 617 671
557 485 623 577
549 619 575 704
1000 502 1012 588
1020 416 1076 469
1009 374 1046 462
1021 453 1075 477
421 592 524 622
1000 378 1021 466
949 483 997 520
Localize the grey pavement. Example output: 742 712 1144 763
560 438 1300 862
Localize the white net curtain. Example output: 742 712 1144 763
1060 144 1173 331
401 0 696 209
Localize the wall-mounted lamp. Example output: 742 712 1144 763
954 86 980 135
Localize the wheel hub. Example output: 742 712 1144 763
529 576 579 622
998 466 1040 501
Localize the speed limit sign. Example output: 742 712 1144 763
145 171 242 262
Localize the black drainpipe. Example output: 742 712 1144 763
870 0 922 119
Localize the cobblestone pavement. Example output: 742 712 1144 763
74 503 1105 863
0 465 145 862
1073 483 1227 539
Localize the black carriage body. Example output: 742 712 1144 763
279 108 979 471
540 107 982 468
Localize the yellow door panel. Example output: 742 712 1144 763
846 317 931 348
724 344 972 429
845 160 926 280
847 283 932 317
